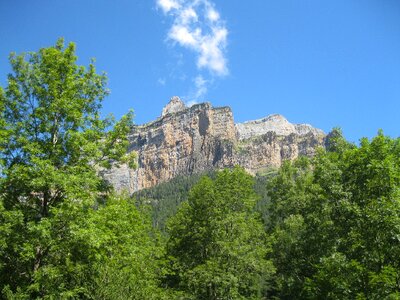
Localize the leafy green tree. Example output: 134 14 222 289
134 170 216 232
267 130 400 299
134 169 274 234
0 39 139 298
266 157 333 298
76 195 168 299
166 167 275 299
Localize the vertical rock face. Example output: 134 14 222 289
103 97 326 193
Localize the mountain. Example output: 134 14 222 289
102 97 326 193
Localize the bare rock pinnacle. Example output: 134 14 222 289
161 96 186 117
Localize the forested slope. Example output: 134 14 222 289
134 169 275 232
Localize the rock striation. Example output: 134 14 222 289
103 97 326 193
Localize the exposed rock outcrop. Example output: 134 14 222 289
102 97 326 193
236 114 324 140
161 96 186 116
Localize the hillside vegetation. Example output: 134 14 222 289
1 40 399 299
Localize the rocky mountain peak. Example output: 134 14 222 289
161 96 186 117
103 98 326 193
236 114 324 140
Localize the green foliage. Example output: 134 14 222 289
166 167 275 299
135 169 275 233
254 170 277 226
0 39 152 298
0 38 136 213
134 171 216 231
324 127 355 153
77 195 167 299
267 130 400 299
2 40 399 299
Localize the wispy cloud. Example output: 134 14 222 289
184 75 209 106
157 0 228 103
157 78 166 86
157 0 228 75
193 75 208 99
157 0 181 13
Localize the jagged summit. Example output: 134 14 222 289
104 98 326 193
161 96 186 117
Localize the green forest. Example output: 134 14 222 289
1 41 399 299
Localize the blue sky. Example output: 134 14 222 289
1 0 399 142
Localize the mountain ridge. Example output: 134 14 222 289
103 97 326 193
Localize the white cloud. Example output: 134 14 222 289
207 8 219 22
184 75 209 105
194 75 208 99
157 0 228 102
157 0 228 76
181 7 198 24
169 25 198 47
157 0 181 13
197 27 227 75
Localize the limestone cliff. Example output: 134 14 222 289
103 97 326 193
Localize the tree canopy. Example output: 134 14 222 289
0 39 162 299
266 130 400 299
165 167 275 299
